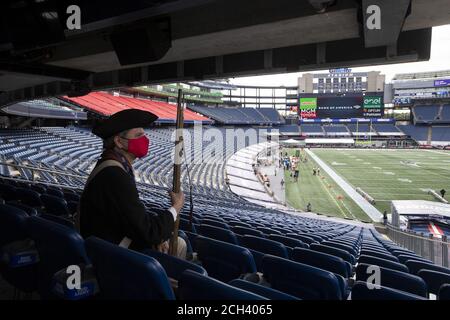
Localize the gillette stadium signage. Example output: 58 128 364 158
329 68 352 74
434 79 450 87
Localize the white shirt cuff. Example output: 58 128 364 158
168 207 178 222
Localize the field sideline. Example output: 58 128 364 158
285 148 450 221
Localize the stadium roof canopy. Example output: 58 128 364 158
392 200 450 218
1 0 450 107
392 70 450 81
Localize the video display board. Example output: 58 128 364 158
299 93 383 119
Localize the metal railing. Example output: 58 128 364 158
386 224 449 267
0 161 87 190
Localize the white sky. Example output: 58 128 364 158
229 24 450 86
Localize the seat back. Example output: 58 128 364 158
8 201 38 216
30 184 47 194
0 204 28 245
268 235 308 250
0 183 18 201
201 218 230 230
356 263 427 297
64 192 80 202
229 279 299 300
405 260 450 275
27 216 89 298
292 247 350 278
196 236 256 282
41 194 70 216
359 249 399 263
323 240 357 257
262 255 342 300
256 227 281 235
179 270 266 300
298 233 324 243
286 233 318 245
40 214 75 229
46 188 64 198
417 270 450 295
85 237 175 300
143 249 207 281
358 255 409 273
310 243 355 264
16 188 42 207
229 221 252 228
197 224 238 244
397 254 432 265
0 204 38 292
240 235 289 258
232 226 265 238
439 284 450 300
351 281 427 300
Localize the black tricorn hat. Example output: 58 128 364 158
92 109 158 139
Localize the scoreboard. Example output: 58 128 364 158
299 93 384 119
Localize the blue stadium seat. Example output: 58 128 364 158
229 221 253 229
27 216 90 299
262 255 342 300
195 236 257 282
267 235 309 250
30 184 47 194
298 233 324 243
85 237 175 300
291 247 351 278
201 218 230 230
286 233 318 245
356 263 427 297
39 214 75 229
417 270 450 295
40 194 70 216
197 224 239 244
0 183 19 201
16 188 42 207
232 226 265 238
0 204 38 293
351 281 427 300
46 188 64 198
8 201 38 216
310 243 356 265
142 249 207 281
63 192 80 202
405 260 450 276
240 235 289 258
179 270 267 300
357 255 409 273
228 279 299 300
391 249 416 257
360 249 399 262
439 284 450 300
397 254 432 265
240 235 289 269
323 240 358 257
256 227 282 235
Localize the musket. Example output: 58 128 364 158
169 89 184 256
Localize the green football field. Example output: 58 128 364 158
284 148 450 222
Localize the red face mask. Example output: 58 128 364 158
125 135 150 158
